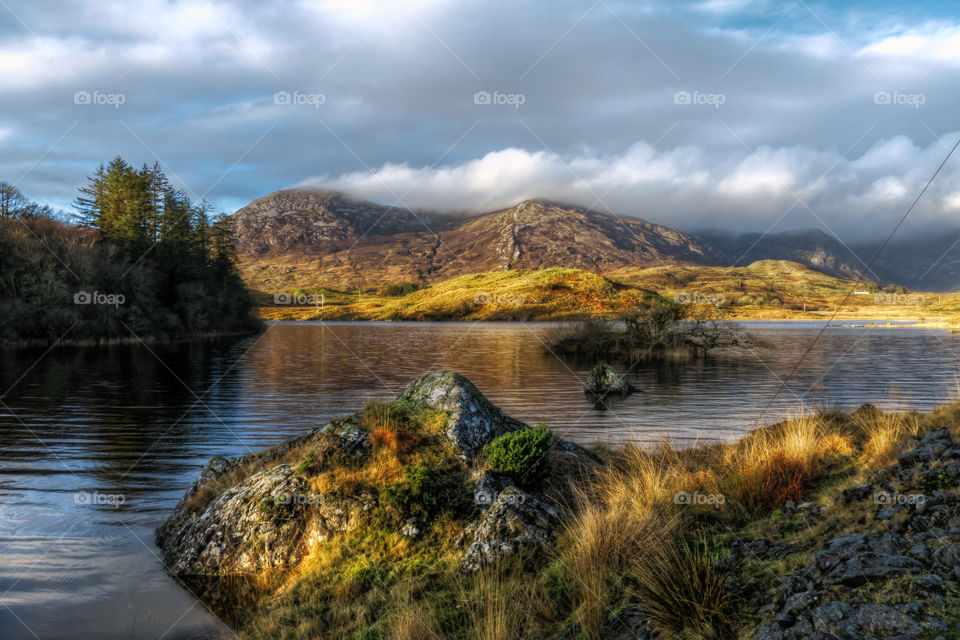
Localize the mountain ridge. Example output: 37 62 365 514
230 190 724 289
229 188 960 292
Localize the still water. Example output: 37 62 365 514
1 321 959 639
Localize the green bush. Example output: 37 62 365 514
381 465 440 519
483 425 556 484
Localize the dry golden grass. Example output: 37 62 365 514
458 565 545 640
633 534 740 640
547 412 860 637
236 401 953 640
388 606 443 640
251 262 960 324
854 409 919 465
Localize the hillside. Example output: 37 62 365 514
256 260 960 323
256 261 848 321
231 190 723 291
0 171 259 348
231 188 960 296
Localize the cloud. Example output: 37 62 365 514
0 0 959 241
301 135 960 238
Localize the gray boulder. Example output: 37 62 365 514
400 371 526 458
158 464 310 577
854 604 923 636
157 463 375 578
459 486 562 571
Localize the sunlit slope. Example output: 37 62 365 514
256 261 930 321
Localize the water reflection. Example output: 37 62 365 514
1 321 959 638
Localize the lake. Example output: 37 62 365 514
1 320 958 639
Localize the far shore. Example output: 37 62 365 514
257 305 960 329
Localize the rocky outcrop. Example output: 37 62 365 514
751 428 960 640
158 371 594 583
156 420 377 579
400 371 526 458
459 486 562 571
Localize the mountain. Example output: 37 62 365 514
697 227 960 291
856 231 960 292
230 189 433 255
231 190 723 291
230 189 960 293
694 228 869 281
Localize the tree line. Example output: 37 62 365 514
0 158 258 346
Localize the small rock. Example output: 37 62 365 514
906 544 930 563
584 363 635 397
917 573 944 590
854 604 923 636
401 517 423 539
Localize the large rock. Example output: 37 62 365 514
158 463 375 579
459 486 562 571
400 371 526 458
156 421 375 579
158 464 311 577
157 371 594 584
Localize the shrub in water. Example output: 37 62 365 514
483 425 556 484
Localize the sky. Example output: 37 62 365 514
2 0 960 240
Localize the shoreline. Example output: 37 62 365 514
155 371 960 639
0 327 263 352
257 308 960 329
